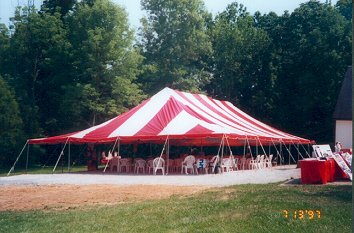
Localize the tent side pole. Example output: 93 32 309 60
299 142 311 157
156 136 168 175
292 141 304 160
243 138 246 157
246 137 253 157
268 143 271 156
220 135 225 174
271 139 281 166
7 140 29 176
280 143 283 165
53 138 69 174
283 142 295 164
68 142 71 172
257 137 267 156
166 138 170 175
25 143 30 174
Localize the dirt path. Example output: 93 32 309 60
0 185 209 211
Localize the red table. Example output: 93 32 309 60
300 159 335 184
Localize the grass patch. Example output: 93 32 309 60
0 183 351 232
0 165 105 177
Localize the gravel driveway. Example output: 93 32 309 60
0 165 300 187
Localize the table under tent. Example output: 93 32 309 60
8 87 314 176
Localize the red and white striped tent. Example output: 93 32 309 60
29 87 312 146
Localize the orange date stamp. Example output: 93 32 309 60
282 210 321 219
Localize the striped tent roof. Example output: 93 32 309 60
29 87 312 146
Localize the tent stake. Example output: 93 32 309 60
7 140 29 176
53 138 69 174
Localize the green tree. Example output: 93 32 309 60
0 23 10 76
40 0 76 17
139 0 213 94
62 0 145 128
0 76 24 166
6 6 71 137
265 1 352 142
208 3 274 119
335 0 352 20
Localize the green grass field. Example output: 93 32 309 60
0 165 98 177
0 183 351 233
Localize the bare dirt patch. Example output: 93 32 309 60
0 185 209 211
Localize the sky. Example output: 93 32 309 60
0 0 336 30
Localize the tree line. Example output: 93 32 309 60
0 0 351 167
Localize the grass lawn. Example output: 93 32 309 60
0 165 101 177
0 183 351 233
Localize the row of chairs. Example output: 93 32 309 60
104 153 274 175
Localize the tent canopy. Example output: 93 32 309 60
29 87 312 146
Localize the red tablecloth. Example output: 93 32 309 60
101 158 109 164
300 159 335 184
330 158 349 180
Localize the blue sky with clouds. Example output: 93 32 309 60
1 0 335 29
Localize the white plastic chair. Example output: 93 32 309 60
249 155 260 170
209 156 219 173
233 157 239 171
265 154 273 168
119 158 131 173
153 157 165 175
239 157 246 170
109 156 119 172
146 159 154 174
221 158 233 172
134 159 146 174
257 155 265 169
181 155 197 174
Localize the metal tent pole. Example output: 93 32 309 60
220 135 225 173
257 137 268 156
68 142 71 172
166 137 170 175
243 138 246 157
155 136 169 175
247 137 253 157
283 142 295 164
53 138 69 173
7 140 29 176
280 142 283 165
291 141 304 160
270 139 281 166
25 143 30 174
213 135 224 174
299 142 311 157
